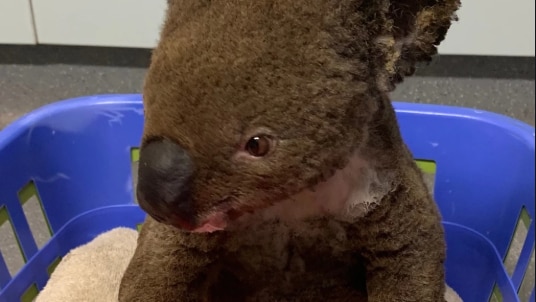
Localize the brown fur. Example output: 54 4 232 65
119 0 461 301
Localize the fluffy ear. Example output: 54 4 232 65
373 0 461 92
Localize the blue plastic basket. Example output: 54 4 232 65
0 94 534 302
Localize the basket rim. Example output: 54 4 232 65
0 93 534 151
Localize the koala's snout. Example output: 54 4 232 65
136 138 197 230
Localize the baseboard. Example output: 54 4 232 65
0 44 534 80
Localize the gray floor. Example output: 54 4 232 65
0 54 534 300
0 65 534 129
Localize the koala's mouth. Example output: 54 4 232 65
190 211 229 233
190 199 245 233
142 195 248 233
191 197 278 233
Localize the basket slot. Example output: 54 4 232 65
47 256 62 277
514 221 535 302
18 181 53 250
0 206 25 281
20 283 38 302
0 207 13 289
489 283 503 302
130 147 140 204
132 147 143 231
415 159 437 196
505 207 532 276
505 207 535 294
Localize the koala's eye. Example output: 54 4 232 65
245 135 272 157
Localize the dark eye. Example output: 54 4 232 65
245 135 272 157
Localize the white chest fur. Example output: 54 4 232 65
253 151 395 225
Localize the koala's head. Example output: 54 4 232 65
136 0 460 232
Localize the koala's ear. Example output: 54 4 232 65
374 0 461 92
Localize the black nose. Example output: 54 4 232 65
136 138 196 229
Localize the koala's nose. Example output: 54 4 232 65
136 138 196 230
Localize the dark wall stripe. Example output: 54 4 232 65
0 45 152 68
0 44 534 79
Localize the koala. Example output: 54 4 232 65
119 0 461 301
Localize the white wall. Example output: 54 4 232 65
0 0 36 44
31 0 167 48
0 0 534 57
438 0 535 57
